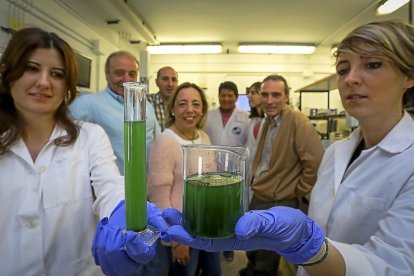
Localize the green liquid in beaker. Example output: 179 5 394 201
124 121 147 232
183 172 244 238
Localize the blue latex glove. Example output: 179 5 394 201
92 200 168 276
163 206 325 264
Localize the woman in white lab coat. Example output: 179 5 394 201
0 27 166 276
203 81 250 263
164 20 414 276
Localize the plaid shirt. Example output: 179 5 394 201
147 92 167 131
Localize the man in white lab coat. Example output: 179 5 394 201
205 81 250 147
204 81 250 263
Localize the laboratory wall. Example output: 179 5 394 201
0 0 146 93
146 51 339 111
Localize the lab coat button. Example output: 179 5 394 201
38 166 47 174
27 219 38 229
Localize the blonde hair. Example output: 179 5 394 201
335 20 414 78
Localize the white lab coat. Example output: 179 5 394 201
0 122 124 276
205 108 250 146
298 112 414 276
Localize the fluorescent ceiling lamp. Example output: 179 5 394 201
238 45 315 54
377 0 409 15
147 44 222 54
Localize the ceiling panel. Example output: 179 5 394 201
54 0 412 53
128 0 411 49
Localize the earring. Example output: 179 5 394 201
64 91 70 105
171 113 175 116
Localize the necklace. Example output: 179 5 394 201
172 125 198 142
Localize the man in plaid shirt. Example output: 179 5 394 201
148 66 178 131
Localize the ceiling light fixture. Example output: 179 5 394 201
238 44 315 54
147 44 222 54
377 0 409 15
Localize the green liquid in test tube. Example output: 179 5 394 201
124 120 147 231
123 82 148 233
123 82 160 244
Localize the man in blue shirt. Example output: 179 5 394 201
69 51 161 174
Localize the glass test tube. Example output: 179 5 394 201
124 82 147 232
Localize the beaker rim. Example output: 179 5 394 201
182 144 250 159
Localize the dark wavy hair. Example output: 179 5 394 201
0 27 79 155
248 81 264 118
165 82 209 129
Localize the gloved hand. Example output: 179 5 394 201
163 206 325 264
92 200 169 275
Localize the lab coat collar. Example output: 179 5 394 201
333 132 359 192
375 112 414 153
340 111 414 154
48 124 67 142
10 125 67 165
333 112 414 192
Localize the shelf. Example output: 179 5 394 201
295 74 346 140
295 73 337 93
308 114 345 120
295 73 337 111
309 114 346 140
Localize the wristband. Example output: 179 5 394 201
300 238 329 266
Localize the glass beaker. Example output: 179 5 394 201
123 82 159 245
182 144 249 238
